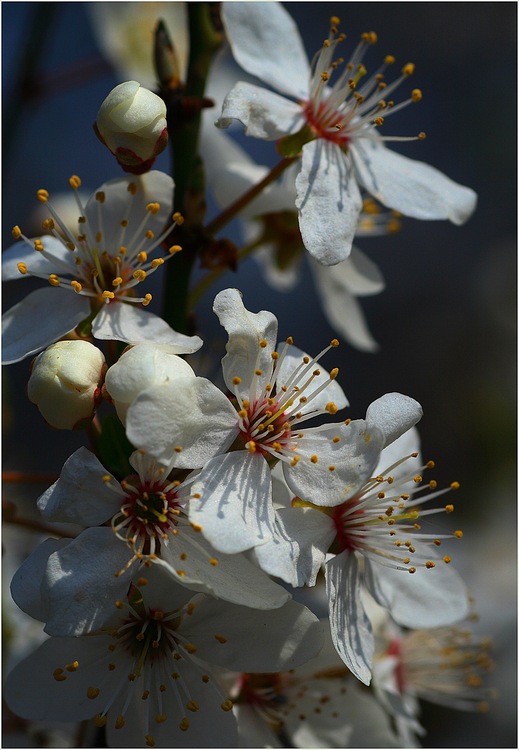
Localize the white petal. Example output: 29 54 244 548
350 139 477 224
158 525 289 609
221 2 310 99
217 81 304 140
312 245 385 296
92 302 203 351
189 451 275 554
3 236 76 280
2 287 90 364
37 447 120 525
126 377 238 468
310 261 380 352
213 288 278 395
284 420 385 507
253 506 335 587
364 555 470 628
184 597 323 672
253 242 303 291
325 551 374 684
10 538 70 622
275 342 348 413
84 170 174 256
42 528 135 636
374 426 421 482
235 704 283 749
296 140 363 264
366 393 423 448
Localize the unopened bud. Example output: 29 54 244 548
94 81 168 175
28 341 106 429
104 343 195 423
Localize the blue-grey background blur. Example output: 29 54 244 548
2 2 516 747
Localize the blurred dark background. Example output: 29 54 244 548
2 3 516 747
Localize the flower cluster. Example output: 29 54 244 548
3 3 493 749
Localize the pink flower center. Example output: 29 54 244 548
303 100 350 146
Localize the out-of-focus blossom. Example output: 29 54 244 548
217 2 477 265
28 340 106 429
88 2 189 88
2 171 201 364
94 82 168 174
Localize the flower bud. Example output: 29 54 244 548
28 341 106 430
94 81 168 174
104 343 195 423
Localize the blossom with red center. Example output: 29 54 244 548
217 2 477 265
2 171 201 364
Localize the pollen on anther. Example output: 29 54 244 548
87 686 100 699
37 189 49 203
443 555 452 564
445 504 454 513
17 262 27 274
179 718 190 731
12 225 22 239
221 699 233 712
402 62 415 76
172 211 184 225
326 402 338 414
168 244 182 254
214 634 227 644
450 481 460 490
454 530 463 538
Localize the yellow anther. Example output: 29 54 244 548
145 230 154 240
87 686 100 699
247 440 257 453
214 634 227 644
221 699 234 712
450 481 460 490
37 189 49 203
137 251 148 264
187 700 200 712
65 661 79 672
12 225 22 239
233 376 242 385
328 465 336 471
259 339 268 348
180 552 187 561
146 202 160 214
172 211 184 225
53 668 66 682
374 116 385 126
310 455 319 464
95 191 106 204
255 369 263 376
115 600 124 609
102 290 115 300
384 54 395 65
155 713 167 723
34 239 44 251
127 182 138 195
402 63 415 76
429 480 437 490
168 244 182 254
412 88 423 102
112 277 123 287
95 714 107 727
324 39 331 48
443 555 452 564
425 561 436 569
329 368 339 380
115 715 125 729
179 718 189 731
17 262 27 275
445 504 454 513
330 338 339 347
151 258 165 269
418 131 427 140
326 402 338 414
69 175 81 190
48 274 60 287
286 336 294 345
176 570 186 576
454 530 463 538
332 436 341 443
209 558 218 566
133 269 147 281
142 294 152 306
321 71 330 82
413 475 422 483
145 735 155 747
95 231 103 243
330 15 340 26
408 567 416 574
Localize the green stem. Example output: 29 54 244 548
205 156 298 237
188 237 264 309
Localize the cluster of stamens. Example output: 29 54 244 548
304 16 425 147
230 337 341 466
326 453 463 572
12 175 183 309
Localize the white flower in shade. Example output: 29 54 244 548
126 288 397 555
5 566 323 748
250 422 470 685
2 171 201 364
372 607 495 746
216 2 477 265
94 82 168 175
104 342 197 423
28 340 106 429
228 622 400 748
15 447 291 637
